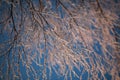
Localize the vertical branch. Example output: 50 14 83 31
39 0 44 12
11 0 18 35
96 0 103 14
7 49 11 80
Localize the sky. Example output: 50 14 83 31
0 0 120 80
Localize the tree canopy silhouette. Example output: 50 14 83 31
0 0 120 80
